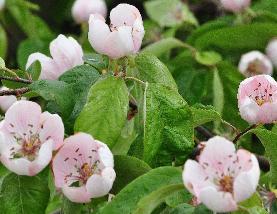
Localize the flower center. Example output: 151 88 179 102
219 175 233 193
80 163 93 183
249 82 274 106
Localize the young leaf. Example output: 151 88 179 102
195 51 222 66
143 83 194 167
100 167 183 214
26 60 41 81
74 76 129 148
135 53 178 91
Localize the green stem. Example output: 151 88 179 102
125 76 146 86
0 67 19 78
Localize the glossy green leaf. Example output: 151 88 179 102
191 104 221 127
195 51 222 66
143 83 194 166
100 167 182 214
75 76 129 148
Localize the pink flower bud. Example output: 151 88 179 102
0 87 17 112
88 4 145 59
0 100 64 176
220 0 251 13
238 75 277 124
266 38 277 68
183 136 260 213
26 34 84 80
238 51 273 77
72 0 107 24
52 133 116 203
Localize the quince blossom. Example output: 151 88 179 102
26 34 84 80
52 133 116 203
0 100 64 176
238 75 277 124
88 4 145 59
183 136 260 213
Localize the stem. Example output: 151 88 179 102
125 76 146 86
0 76 32 84
233 124 257 144
195 126 214 139
221 120 240 134
0 87 30 96
180 42 197 55
0 68 19 78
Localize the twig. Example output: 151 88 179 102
233 124 257 144
195 126 214 139
0 87 30 96
0 76 32 84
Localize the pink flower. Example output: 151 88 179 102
266 38 277 68
220 0 251 13
88 4 145 59
238 51 273 77
26 34 84 80
52 133 116 203
0 100 64 176
183 136 260 213
238 75 277 124
72 0 107 24
0 87 17 112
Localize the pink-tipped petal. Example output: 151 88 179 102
266 38 277 68
4 100 41 136
72 0 107 24
39 112 64 150
233 154 260 202
86 167 116 198
29 140 53 176
26 52 60 80
1 155 31 176
62 186 92 203
199 187 238 212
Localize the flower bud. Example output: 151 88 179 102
238 51 273 77
88 4 145 59
266 38 277 68
26 34 84 80
220 0 251 13
0 87 17 112
72 0 107 24
237 75 277 124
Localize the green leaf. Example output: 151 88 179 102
100 167 182 214
133 184 184 214
144 0 197 27
134 53 178 91
234 193 263 214
17 38 51 70
192 23 277 55
6 0 53 40
0 24 7 59
0 171 50 214
195 51 222 66
213 68 224 115
75 76 129 148
216 62 248 129
143 83 194 167
112 120 138 156
142 38 185 57
59 65 100 130
83 53 109 72
29 80 74 119
250 128 277 185
191 104 221 127
26 60 41 81
112 155 151 194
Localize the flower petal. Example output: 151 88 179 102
26 52 60 80
86 167 116 198
233 154 260 202
0 95 17 112
62 186 92 203
199 186 238 213
4 100 41 137
1 155 31 175
96 140 114 168
39 112 64 150
29 140 53 176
